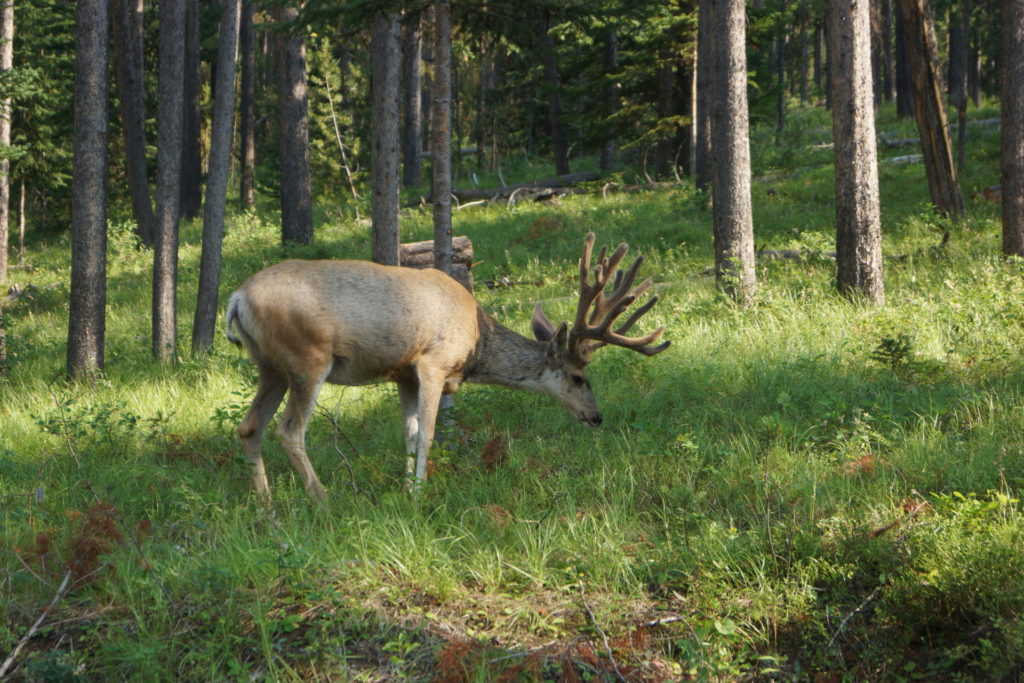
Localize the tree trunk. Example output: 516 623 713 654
830 0 885 304
180 0 201 220
824 13 832 109
882 0 896 101
401 11 422 188
371 9 401 265
895 5 914 117
898 0 964 217
949 0 970 170
655 56 675 177
538 11 570 176
112 0 154 247
1003 0 1024 257
694 0 713 191
17 177 24 265
968 35 980 106
600 29 618 174
432 0 456 437
678 52 695 176
775 13 787 141
239 0 256 208
432 0 453 275
869 0 883 105
473 35 493 172
68 0 109 379
709 0 756 304
799 14 809 104
0 0 12 284
276 4 313 244
813 21 823 93
153 0 185 362
192 0 241 354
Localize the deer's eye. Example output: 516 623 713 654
571 374 585 386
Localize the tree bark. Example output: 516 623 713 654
709 0 756 304
432 0 453 275
894 2 914 117
401 11 422 188
694 0 713 191
813 20 823 93
775 11 787 141
239 0 256 208
830 0 885 304
949 0 970 170
276 4 313 244
869 0 883 105
1002 0 1024 257
473 35 494 172
898 0 964 217
153 0 185 362
881 0 896 101
192 0 241 354
371 9 401 265
655 55 675 178
678 51 695 176
112 0 155 247
180 0 202 220
68 0 109 379
538 10 570 176
0 0 13 284
600 29 618 174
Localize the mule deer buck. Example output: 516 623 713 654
225 232 669 499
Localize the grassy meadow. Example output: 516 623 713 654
2 104 1024 680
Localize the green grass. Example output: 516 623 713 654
3 103 1024 680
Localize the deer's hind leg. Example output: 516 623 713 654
410 366 446 486
276 358 332 500
238 366 288 499
397 379 420 480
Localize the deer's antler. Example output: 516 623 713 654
567 232 670 363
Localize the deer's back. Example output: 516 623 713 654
235 259 481 384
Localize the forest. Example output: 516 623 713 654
2 0 1024 679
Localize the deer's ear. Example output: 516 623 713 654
546 323 568 359
531 303 557 342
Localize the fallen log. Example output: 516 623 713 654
399 235 473 267
410 172 601 206
399 236 474 290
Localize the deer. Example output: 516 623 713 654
225 232 669 500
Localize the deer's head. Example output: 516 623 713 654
531 232 671 427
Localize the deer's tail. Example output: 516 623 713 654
225 291 245 347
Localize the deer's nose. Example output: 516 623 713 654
580 412 602 427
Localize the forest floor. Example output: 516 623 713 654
2 104 1023 680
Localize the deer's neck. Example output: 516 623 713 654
465 310 550 391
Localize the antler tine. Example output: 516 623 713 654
589 254 645 324
569 233 670 362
